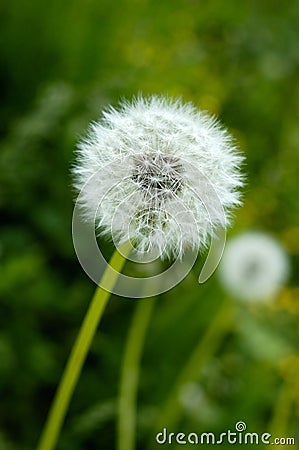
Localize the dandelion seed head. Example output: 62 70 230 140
132 152 184 199
218 232 290 302
73 95 244 259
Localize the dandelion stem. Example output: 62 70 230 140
151 299 234 441
36 242 131 450
268 381 293 438
118 298 156 450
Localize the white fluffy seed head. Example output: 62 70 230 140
218 232 290 302
73 95 244 259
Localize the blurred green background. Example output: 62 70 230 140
1 0 299 449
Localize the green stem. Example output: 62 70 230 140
117 298 156 450
268 382 294 439
37 242 131 450
151 299 234 442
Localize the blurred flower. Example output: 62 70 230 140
179 382 220 424
73 96 244 259
218 232 290 301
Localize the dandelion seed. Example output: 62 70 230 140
73 95 244 259
218 232 290 301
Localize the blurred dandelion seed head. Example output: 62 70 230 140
73 95 244 259
218 232 290 302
